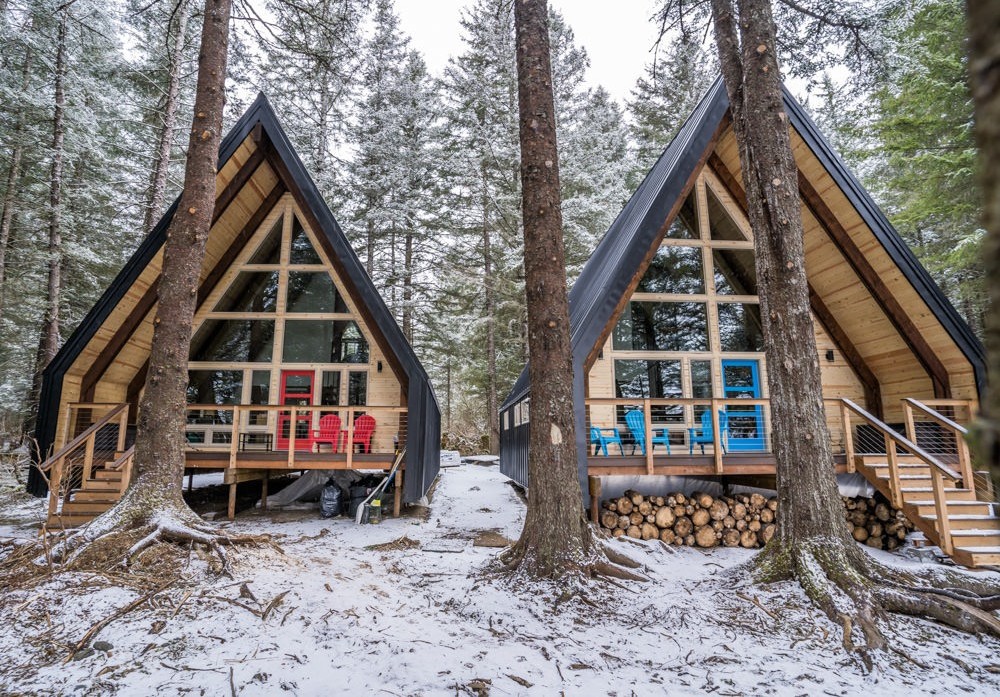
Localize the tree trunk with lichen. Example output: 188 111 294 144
705 0 1000 658
49 0 262 567
968 0 1000 478
503 0 591 578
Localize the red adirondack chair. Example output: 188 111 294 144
313 414 342 452
351 414 376 453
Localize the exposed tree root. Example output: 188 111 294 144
44 504 268 576
500 518 648 583
753 536 1000 668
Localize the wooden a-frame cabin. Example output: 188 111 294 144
500 78 997 567
31 94 440 525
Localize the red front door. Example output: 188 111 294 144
277 370 314 451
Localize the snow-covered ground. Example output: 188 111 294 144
2 463 1000 696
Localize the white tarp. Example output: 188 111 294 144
258 470 363 508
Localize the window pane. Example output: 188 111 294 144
713 249 757 295
249 218 283 264
214 271 279 312
664 193 699 240
613 302 709 352
250 371 270 404
187 370 243 404
289 216 322 264
321 371 341 406
286 272 347 313
708 187 746 242
718 303 765 352
613 359 682 399
348 371 367 406
691 360 713 398
637 246 705 294
190 320 274 362
282 320 370 363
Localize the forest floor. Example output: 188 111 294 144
1 462 1000 696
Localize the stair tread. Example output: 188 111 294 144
901 487 972 493
949 529 1000 536
956 546 1000 555
923 515 998 521
906 499 987 505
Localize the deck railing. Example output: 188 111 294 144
184 403 408 469
40 403 130 520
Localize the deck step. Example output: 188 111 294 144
906 500 993 516
46 514 97 529
93 470 124 481
60 501 115 516
921 514 999 529
71 490 122 503
900 487 977 502
947 529 1000 547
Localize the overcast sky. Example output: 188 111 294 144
395 0 663 104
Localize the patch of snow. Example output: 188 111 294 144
1 464 999 695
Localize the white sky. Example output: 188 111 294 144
395 0 663 104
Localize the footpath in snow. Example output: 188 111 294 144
1 462 1000 695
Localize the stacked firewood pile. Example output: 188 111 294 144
599 490 916 551
842 495 915 551
599 490 777 548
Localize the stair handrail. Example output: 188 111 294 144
39 403 129 522
839 398 960 554
902 398 975 497
38 403 130 473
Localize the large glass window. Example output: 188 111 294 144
713 249 757 295
637 246 705 294
708 187 746 242
664 194 700 240
321 371 341 405
214 271 279 312
190 320 275 362
289 216 322 264
718 303 765 352
613 302 709 352
348 371 367 406
614 359 682 399
248 370 270 426
286 272 347 313
282 320 370 363
690 360 713 398
248 218 282 264
187 370 243 404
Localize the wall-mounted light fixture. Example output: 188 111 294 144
377 360 383 373
825 350 835 362
598 349 604 360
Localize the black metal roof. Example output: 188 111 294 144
501 76 986 410
31 94 440 502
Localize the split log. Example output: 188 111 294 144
693 491 714 509
740 530 758 548
692 508 711 527
709 500 729 521
617 497 633 515
600 511 618 530
695 525 718 548
638 500 653 516
627 525 642 539
641 522 659 541
722 529 741 547
654 507 675 528
761 524 775 544
674 516 693 538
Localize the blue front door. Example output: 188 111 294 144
721 360 765 451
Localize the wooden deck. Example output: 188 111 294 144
586 453 848 477
184 449 400 470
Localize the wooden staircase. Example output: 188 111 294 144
841 398 998 568
39 403 134 531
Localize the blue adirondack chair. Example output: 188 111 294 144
688 410 729 454
589 426 624 456
623 409 671 455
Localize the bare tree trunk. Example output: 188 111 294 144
143 0 191 237
402 229 413 342
28 11 68 435
482 175 499 454
711 0 850 551
968 0 1000 475
119 0 233 519
0 45 32 325
504 0 589 577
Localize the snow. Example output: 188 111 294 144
2 464 1000 695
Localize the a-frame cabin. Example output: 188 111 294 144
32 94 440 524
500 79 996 567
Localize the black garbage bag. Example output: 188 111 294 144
320 479 345 518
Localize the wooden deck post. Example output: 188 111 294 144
840 401 855 473
82 435 95 483
711 398 723 474
227 406 240 521
393 468 402 517
116 407 128 452
885 436 902 508
643 399 654 475
588 476 601 524
288 407 297 469
902 401 917 443
346 408 355 470
261 470 269 511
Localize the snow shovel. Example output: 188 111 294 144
355 448 406 524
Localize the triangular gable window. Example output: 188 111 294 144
708 187 748 242
664 193 699 239
249 218 283 264
289 215 322 264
